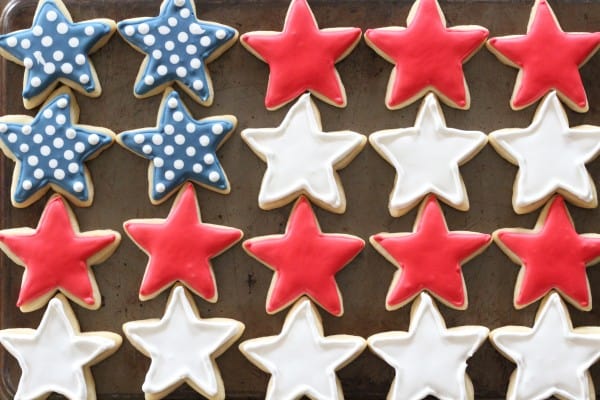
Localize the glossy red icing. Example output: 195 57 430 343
365 0 488 109
241 0 361 109
487 0 600 111
495 196 600 309
124 183 242 302
243 196 364 316
371 196 490 310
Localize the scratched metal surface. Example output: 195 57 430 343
0 0 599 398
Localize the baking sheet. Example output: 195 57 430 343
0 0 599 398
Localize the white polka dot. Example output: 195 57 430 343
124 25 135 36
185 123 195 133
138 23 150 35
153 157 164 167
34 169 44 179
158 26 170 35
203 153 214 164
168 17 178 27
68 162 78 173
31 77 41 87
185 146 196 156
46 10 57 21
66 128 76 139
32 25 43 36
165 41 175 51
45 125 55 135
144 75 155 85
40 145 51 156
88 134 99 145
216 29 227 40
56 114 66 125
6 37 17 47
53 51 64 61
61 63 73 74
28 155 38 166
134 134 145 144
43 109 53 119
53 138 64 148
152 134 163 145
192 80 203 91
73 181 84 192
165 170 175 180
75 54 85 65
64 150 74 160
164 124 175 135
143 34 155 46
54 169 65 180
173 159 184 169
200 36 211 47
189 23 203 35
192 163 202 173
0 124 7 133
212 124 224 135
169 54 180 64
22 180 32 190
19 143 29 153
7 133 17 143
24 57 33 69
176 67 187 78
152 49 162 59
168 98 178 109
157 65 167 76
164 145 174 155
57 98 68 109
33 134 43 144
41 36 53 47
155 183 165 193
79 74 90 84
56 23 68 34
68 37 79 47
180 8 191 18
21 38 31 50
174 0 185 6
199 135 210 146
43 62 56 74
142 144 152 154
186 44 197 55
85 26 95 36
177 32 188 43
75 142 85 153
190 58 201 69
48 159 58 168
174 134 185 144
209 171 220 182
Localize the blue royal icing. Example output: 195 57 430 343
0 91 114 207
118 90 235 203
117 0 238 105
0 0 114 105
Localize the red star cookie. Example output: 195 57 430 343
487 0 600 112
493 196 600 311
123 183 243 302
370 196 490 310
0 195 120 312
364 0 488 110
240 0 361 110
243 196 364 316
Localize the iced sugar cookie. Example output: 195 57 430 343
118 0 238 106
368 293 488 400
0 294 122 399
118 89 236 204
241 93 366 214
0 195 121 312
239 298 366 400
240 0 361 110
487 0 600 112
0 87 115 208
364 0 488 110
489 92 600 214
369 93 487 217
493 196 600 311
124 183 243 302
123 286 244 400
0 0 116 109
490 293 600 400
243 196 364 316
370 196 490 311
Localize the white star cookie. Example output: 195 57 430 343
239 298 366 400
122 286 244 400
489 91 600 214
368 293 488 400
0 295 121 400
370 93 487 217
490 293 600 400
241 94 366 214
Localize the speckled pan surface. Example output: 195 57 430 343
0 0 599 398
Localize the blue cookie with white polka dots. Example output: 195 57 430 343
0 0 116 110
0 87 115 208
117 89 236 204
117 0 238 106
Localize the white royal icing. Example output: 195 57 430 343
123 286 244 399
369 93 487 217
241 93 366 214
239 298 366 400
489 91 600 213
490 293 600 400
368 293 488 400
0 296 121 400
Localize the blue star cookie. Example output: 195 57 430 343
117 89 236 204
117 0 238 106
0 88 115 208
0 0 116 109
